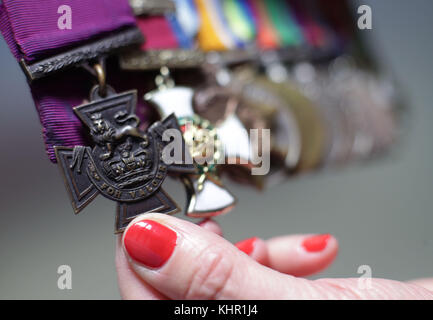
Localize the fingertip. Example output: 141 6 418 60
301 234 332 253
235 237 268 265
267 234 339 277
115 234 166 300
120 212 261 299
296 234 339 276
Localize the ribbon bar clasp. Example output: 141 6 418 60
19 27 144 82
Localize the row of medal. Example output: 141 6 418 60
9 0 400 231
143 56 399 192
116 0 400 217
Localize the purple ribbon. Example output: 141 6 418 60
0 0 135 62
0 0 138 162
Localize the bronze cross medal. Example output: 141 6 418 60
54 86 195 233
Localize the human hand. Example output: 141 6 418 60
115 213 433 299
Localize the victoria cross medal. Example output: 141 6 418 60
55 85 195 233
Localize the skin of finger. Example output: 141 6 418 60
199 222 268 265
115 236 167 300
197 222 336 277
246 238 269 266
198 221 268 264
266 235 338 277
122 213 433 300
197 219 223 236
407 278 433 292
310 278 433 299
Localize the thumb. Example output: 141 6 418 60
120 213 433 300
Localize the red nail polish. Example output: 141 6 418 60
124 220 177 268
302 234 331 252
235 237 258 255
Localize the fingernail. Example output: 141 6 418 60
302 234 331 253
123 219 177 268
235 237 258 255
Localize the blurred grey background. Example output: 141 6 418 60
0 0 432 299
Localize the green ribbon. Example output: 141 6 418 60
263 0 303 47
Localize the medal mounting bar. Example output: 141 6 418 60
129 0 176 16
119 46 339 72
120 49 206 70
276 44 339 64
217 49 258 66
219 45 340 67
19 27 144 82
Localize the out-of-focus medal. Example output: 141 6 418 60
271 79 327 172
229 64 301 186
192 62 265 190
327 59 397 159
257 57 327 172
145 67 238 217
290 62 353 167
